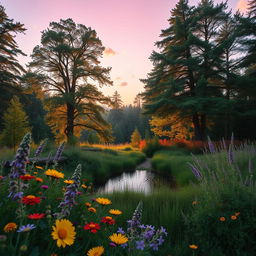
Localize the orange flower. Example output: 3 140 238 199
189 244 198 249
85 202 92 207
81 184 87 189
192 201 198 205
88 207 97 213
35 177 43 182
4 223 17 232
28 213 45 220
219 217 226 222
235 212 240 216
231 215 237 220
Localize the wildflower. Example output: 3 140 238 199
219 217 226 222
36 166 43 170
22 195 41 205
3 222 17 233
17 224 36 232
87 246 104 256
64 180 74 184
40 185 49 190
27 213 45 220
51 219 76 248
189 244 198 249
57 164 81 218
96 197 112 205
235 212 240 216
84 222 101 233
101 216 115 225
109 209 122 215
136 240 145 250
192 201 198 205
33 172 38 175
88 207 97 213
117 227 125 234
0 176 4 180
35 177 43 182
34 139 48 158
231 215 237 220
109 233 128 245
85 202 92 207
149 242 159 251
20 174 35 180
81 184 87 189
45 169 64 179
53 142 65 165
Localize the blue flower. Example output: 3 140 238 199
157 235 165 245
136 240 145 250
149 242 159 251
17 224 36 232
117 227 125 234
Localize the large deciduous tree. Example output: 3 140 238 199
0 5 26 129
29 19 113 144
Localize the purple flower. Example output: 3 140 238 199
120 243 128 248
159 226 168 236
149 242 159 251
143 229 154 239
157 236 165 245
17 224 36 232
40 185 49 190
188 163 202 180
109 242 117 247
117 227 125 234
136 240 145 250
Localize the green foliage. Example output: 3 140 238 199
130 128 141 148
142 137 164 157
0 96 31 150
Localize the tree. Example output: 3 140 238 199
130 128 141 148
142 0 229 141
133 93 143 108
111 91 123 109
0 4 26 129
0 96 31 150
150 112 193 139
29 19 113 144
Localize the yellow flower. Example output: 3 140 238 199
231 215 237 220
64 180 74 184
96 197 112 205
81 184 87 189
4 222 17 233
33 172 38 175
87 246 104 256
189 244 198 249
45 169 64 179
88 207 97 213
51 219 76 248
109 209 122 215
109 233 128 245
36 166 43 170
85 202 92 207
219 217 226 222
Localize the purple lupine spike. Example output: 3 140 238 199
8 133 31 200
228 143 234 164
187 162 202 180
34 139 48 158
57 164 81 218
53 142 65 163
207 137 215 154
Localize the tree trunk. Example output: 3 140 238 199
192 113 207 141
65 103 75 144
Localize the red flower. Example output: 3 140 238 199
27 213 45 220
101 216 115 225
20 174 35 181
84 222 100 233
22 195 41 205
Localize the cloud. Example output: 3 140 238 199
236 0 248 13
104 47 117 56
119 81 128 87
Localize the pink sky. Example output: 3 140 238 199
2 0 244 104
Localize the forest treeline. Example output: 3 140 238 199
1 0 256 149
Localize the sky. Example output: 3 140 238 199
1 0 248 104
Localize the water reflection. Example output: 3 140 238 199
98 170 154 194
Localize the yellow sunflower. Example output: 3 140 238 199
95 197 112 205
45 169 64 179
109 209 122 215
64 180 74 184
87 246 104 256
88 207 97 213
109 233 128 245
3 222 17 233
51 219 76 248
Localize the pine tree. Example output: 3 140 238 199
0 4 26 129
111 91 123 109
131 128 141 148
0 96 31 150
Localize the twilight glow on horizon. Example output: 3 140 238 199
2 0 248 104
